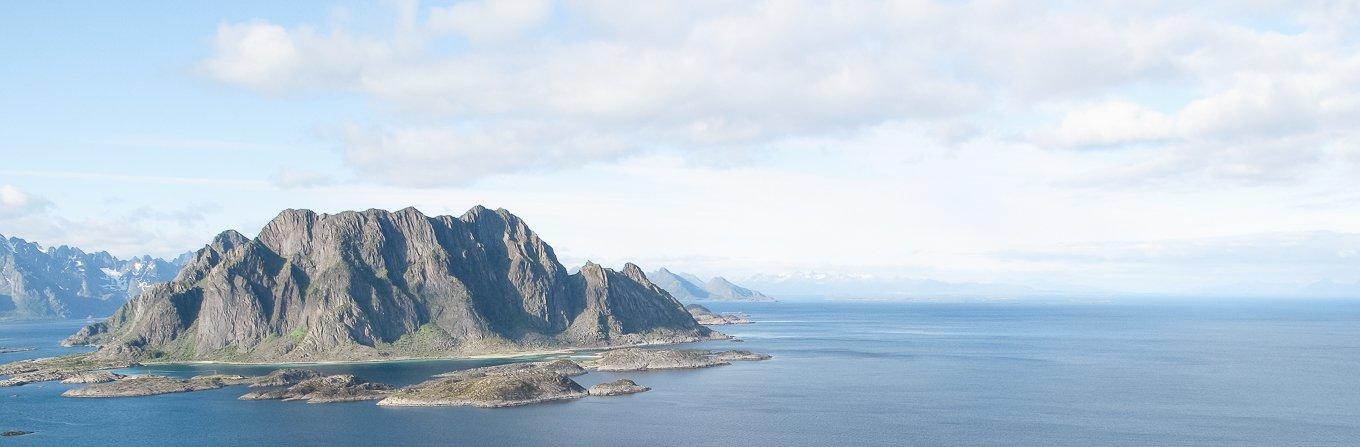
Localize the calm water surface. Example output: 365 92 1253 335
2 300 1359 446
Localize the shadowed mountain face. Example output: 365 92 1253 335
0 236 183 320
648 268 774 302
65 206 714 362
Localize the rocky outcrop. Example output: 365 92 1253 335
685 304 752 325
379 359 589 407
60 371 126 384
250 369 322 387
0 347 35 354
2 431 34 437
0 355 136 387
62 374 250 398
239 374 392 403
590 348 771 371
588 379 649 396
649 268 773 302
0 234 184 320
65 207 716 362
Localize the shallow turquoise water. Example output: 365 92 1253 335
3 300 1359 446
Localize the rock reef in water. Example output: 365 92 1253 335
62 374 250 398
588 379 650 396
2 431 34 437
240 374 392 403
379 359 588 407
685 304 753 325
590 348 771 371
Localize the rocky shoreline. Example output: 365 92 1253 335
588 379 650 396
589 348 772 371
685 304 754 325
2 346 771 408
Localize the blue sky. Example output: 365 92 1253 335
2 1 1359 297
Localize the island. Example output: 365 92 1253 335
686 304 754 325
588 379 650 396
589 348 772 371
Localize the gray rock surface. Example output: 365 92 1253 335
685 304 753 325
239 374 392 403
0 234 184 320
65 207 716 362
379 359 588 407
591 348 771 371
588 379 650 396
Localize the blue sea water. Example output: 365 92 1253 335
3 300 1360 446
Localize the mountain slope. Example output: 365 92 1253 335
65 207 715 362
648 268 774 302
0 235 183 320
647 268 712 301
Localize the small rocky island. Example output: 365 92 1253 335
240 375 393 403
588 379 650 396
685 304 753 325
379 360 589 407
0 347 36 354
589 348 772 371
63 374 252 398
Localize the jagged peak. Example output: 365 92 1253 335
210 229 250 251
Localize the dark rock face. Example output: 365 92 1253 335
686 304 753 325
649 268 773 302
65 206 715 362
591 348 772 371
588 379 650 396
0 235 185 320
240 374 392 403
380 359 589 407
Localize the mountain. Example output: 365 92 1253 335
0 235 185 320
647 268 774 302
64 206 716 362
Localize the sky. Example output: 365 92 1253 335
2 0 1359 297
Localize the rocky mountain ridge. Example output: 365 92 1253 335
648 268 774 302
64 206 717 362
0 235 185 319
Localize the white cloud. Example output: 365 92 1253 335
427 0 552 42
0 185 52 218
201 20 396 91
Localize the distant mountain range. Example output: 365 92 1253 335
65 207 716 362
0 235 188 320
648 268 774 302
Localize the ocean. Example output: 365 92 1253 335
2 299 1359 446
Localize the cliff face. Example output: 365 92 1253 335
0 236 183 320
65 206 714 362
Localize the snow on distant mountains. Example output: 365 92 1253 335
0 234 188 320
648 268 774 302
